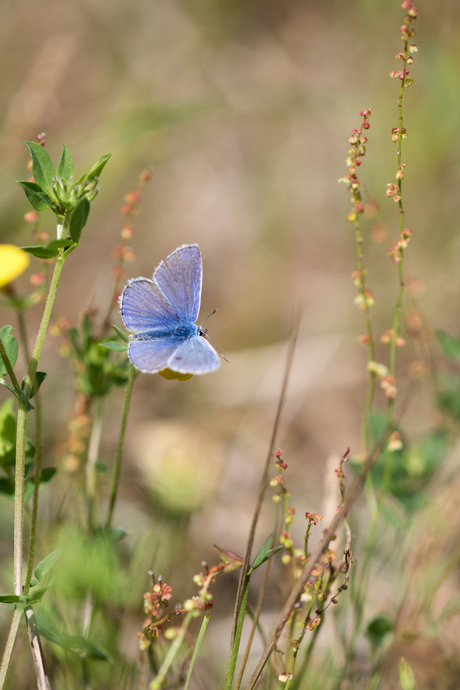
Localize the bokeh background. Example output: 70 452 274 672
1 0 460 688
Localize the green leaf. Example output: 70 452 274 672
87 153 112 182
56 145 75 180
21 238 74 259
25 142 55 193
39 467 57 484
0 380 17 397
99 341 128 352
36 620 113 662
81 314 91 354
436 330 460 359
0 399 16 467
110 528 129 543
0 478 14 497
69 197 90 244
365 616 394 646
35 547 63 587
16 180 50 211
0 593 21 604
18 588 48 609
112 324 129 343
0 399 16 444
0 326 18 377
29 371 47 399
251 534 275 571
66 327 83 360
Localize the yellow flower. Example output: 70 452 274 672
0 245 29 288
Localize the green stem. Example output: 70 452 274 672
105 363 135 531
0 237 68 689
184 612 211 690
225 574 250 690
354 218 376 452
14 251 66 594
150 611 195 690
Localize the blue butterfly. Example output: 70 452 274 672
119 244 224 375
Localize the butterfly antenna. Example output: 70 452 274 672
202 331 229 363
200 309 217 328
199 310 229 363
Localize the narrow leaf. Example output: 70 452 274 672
35 547 63 586
252 545 284 571
0 326 18 377
99 341 128 352
69 197 90 244
25 142 55 193
0 380 17 398
112 324 129 343
39 467 57 484
0 594 21 603
21 239 73 259
16 181 49 211
0 478 14 497
29 371 47 399
436 330 460 359
87 153 112 182
251 534 274 571
56 145 75 179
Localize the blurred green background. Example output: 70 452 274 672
1 0 460 687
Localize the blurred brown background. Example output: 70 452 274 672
1 0 460 685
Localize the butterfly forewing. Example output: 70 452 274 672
154 244 202 324
120 279 180 333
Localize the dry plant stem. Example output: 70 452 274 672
244 425 393 690
86 397 104 531
25 607 52 690
105 363 136 531
184 612 211 690
228 316 300 662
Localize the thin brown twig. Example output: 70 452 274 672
229 313 300 654
244 424 393 690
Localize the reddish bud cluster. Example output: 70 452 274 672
388 227 413 262
305 512 323 525
339 109 372 220
381 329 406 347
381 375 397 398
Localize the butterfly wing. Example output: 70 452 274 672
168 334 221 374
153 244 202 324
128 338 182 374
120 278 181 333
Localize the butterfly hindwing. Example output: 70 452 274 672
169 335 221 374
128 338 182 374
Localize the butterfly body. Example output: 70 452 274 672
119 244 221 375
